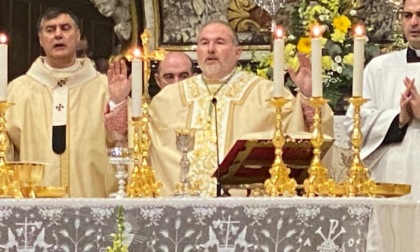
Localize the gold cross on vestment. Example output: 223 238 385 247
139 29 166 98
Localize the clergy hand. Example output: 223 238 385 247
107 60 131 104
400 77 413 126
288 53 312 97
405 77 420 120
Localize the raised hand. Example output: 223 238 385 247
287 53 312 97
107 60 131 104
406 77 420 120
400 77 414 126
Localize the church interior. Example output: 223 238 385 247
0 0 418 251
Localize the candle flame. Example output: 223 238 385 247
274 26 284 39
133 48 141 58
0 33 8 44
354 24 365 37
311 24 323 38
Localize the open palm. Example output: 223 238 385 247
107 60 132 104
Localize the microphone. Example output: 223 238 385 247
212 97 222 197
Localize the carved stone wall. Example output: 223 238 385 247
142 0 403 57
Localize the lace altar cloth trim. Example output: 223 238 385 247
0 197 375 251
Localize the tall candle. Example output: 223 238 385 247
353 25 366 97
0 33 8 101
273 26 285 97
131 48 143 117
311 25 323 97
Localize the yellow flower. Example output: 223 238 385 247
297 37 311 54
343 53 353 65
257 68 268 79
285 43 296 57
322 56 333 70
331 30 346 43
286 56 300 72
333 15 351 32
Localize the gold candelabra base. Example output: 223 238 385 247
303 97 336 197
126 100 161 197
264 97 297 196
0 101 20 198
342 97 376 196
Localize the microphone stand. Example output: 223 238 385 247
212 97 222 197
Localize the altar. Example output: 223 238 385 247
0 197 417 252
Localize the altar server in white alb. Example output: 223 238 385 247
5 7 130 197
344 0 420 199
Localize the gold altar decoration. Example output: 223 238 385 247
9 162 44 198
341 97 376 196
339 97 411 197
0 101 20 198
139 29 165 98
264 97 297 196
126 105 161 197
303 97 336 197
126 30 164 197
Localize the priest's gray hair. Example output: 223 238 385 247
198 20 240 46
37 7 80 32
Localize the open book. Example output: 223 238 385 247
214 131 334 186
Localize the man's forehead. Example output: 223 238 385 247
160 65 191 75
41 14 75 27
199 24 232 40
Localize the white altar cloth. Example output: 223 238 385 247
0 197 416 251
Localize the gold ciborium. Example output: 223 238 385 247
10 162 44 198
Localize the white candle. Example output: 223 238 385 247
273 27 285 97
0 33 8 101
353 25 366 97
131 48 143 117
311 25 323 97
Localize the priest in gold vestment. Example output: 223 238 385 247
108 20 333 197
147 20 333 197
5 8 129 197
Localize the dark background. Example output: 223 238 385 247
0 0 144 82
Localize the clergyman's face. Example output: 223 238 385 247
402 0 420 48
38 14 80 67
155 53 193 89
196 22 241 80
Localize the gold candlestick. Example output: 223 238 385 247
343 97 376 196
264 97 297 196
303 97 335 197
0 101 20 198
126 99 161 197
125 29 165 197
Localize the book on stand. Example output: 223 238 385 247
214 131 334 186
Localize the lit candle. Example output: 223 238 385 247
131 48 143 117
0 33 8 101
273 26 285 97
311 25 323 97
353 24 366 97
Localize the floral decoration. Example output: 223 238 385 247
252 0 382 112
106 206 129 252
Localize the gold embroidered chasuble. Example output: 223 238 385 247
149 70 333 197
6 57 117 197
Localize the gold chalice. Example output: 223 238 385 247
9 162 44 198
108 147 133 198
173 129 200 197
